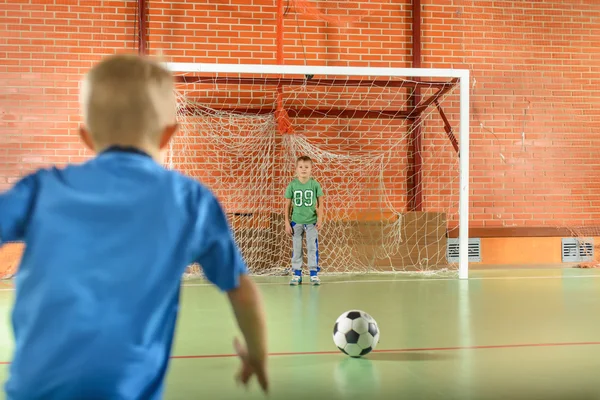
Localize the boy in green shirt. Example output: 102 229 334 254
284 156 325 286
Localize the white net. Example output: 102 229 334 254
166 69 462 277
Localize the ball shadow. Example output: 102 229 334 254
366 351 456 362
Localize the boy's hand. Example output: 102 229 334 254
234 337 269 394
285 223 293 235
315 221 323 231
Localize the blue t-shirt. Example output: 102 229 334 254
0 147 248 399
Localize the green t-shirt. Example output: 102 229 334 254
284 178 324 224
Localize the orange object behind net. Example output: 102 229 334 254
291 0 368 25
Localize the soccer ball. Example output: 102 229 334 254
332 310 380 358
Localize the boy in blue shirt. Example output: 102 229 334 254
0 54 269 399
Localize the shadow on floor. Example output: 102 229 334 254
367 351 455 362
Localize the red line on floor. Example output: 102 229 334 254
0 341 597 365
170 341 600 360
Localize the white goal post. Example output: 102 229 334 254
165 62 470 279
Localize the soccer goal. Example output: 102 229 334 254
164 63 470 279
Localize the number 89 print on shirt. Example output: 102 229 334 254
284 178 324 225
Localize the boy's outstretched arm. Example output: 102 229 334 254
227 275 268 392
194 191 269 393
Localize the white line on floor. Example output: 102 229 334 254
0 272 597 292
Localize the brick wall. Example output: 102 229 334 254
423 0 600 228
0 0 137 188
1 0 599 231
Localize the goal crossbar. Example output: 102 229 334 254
175 77 455 89
165 62 469 80
177 78 457 120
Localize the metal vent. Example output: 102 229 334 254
447 238 481 263
562 238 594 262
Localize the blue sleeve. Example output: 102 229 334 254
193 189 248 292
0 173 38 244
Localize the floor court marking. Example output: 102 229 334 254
169 341 600 360
0 272 599 291
0 340 598 365
179 273 600 288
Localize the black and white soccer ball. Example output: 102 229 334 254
333 310 380 358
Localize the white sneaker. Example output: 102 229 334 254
310 275 321 286
290 275 302 286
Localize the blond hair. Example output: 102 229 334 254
80 54 176 147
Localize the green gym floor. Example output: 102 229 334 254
0 268 599 399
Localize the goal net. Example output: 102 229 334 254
165 63 470 278
569 227 600 269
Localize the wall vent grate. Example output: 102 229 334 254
562 238 594 263
447 238 481 263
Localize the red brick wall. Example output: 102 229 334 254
0 0 137 188
1 0 599 230
423 0 600 228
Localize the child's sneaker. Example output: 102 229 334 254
290 275 302 286
310 275 321 286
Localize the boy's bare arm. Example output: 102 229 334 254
284 198 292 224
317 197 325 224
227 275 267 361
227 274 269 391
